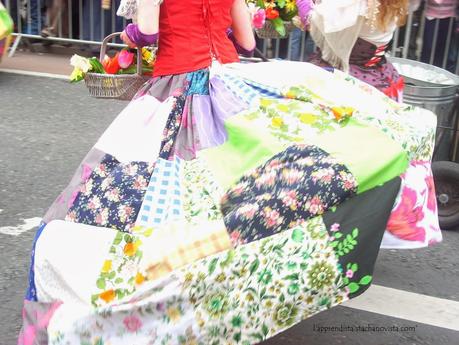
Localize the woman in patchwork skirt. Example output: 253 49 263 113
18 1 441 344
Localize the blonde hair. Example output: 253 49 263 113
377 0 409 30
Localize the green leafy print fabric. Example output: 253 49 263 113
181 217 350 345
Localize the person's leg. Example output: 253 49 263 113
289 28 302 61
446 18 458 73
303 32 315 61
421 18 436 64
26 0 40 34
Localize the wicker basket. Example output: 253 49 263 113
84 32 151 101
255 21 296 39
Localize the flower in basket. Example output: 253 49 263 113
246 0 299 37
70 55 104 83
69 47 156 82
247 2 265 29
102 53 121 74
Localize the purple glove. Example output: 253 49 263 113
226 28 255 57
125 23 159 47
297 0 314 27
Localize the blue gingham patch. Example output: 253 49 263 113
135 157 182 227
219 73 282 107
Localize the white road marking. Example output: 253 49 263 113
0 68 69 80
0 217 42 236
344 284 459 331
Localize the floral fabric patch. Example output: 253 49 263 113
66 154 154 232
222 144 357 244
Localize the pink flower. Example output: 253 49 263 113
118 49 135 69
330 223 340 232
81 164 93 181
346 269 354 278
265 209 282 227
253 9 266 29
123 315 143 333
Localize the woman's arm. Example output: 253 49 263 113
136 0 160 34
230 0 256 51
121 0 160 48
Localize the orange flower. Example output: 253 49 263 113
135 272 145 285
331 107 354 122
124 242 136 256
266 8 280 20
99 289 116 303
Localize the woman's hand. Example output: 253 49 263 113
121 30 137 48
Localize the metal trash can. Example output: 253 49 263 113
390 57 459 229
389 57 459 162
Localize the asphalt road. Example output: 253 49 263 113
0 72 458 345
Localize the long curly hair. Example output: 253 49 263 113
377 0 409 30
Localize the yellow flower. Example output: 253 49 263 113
271 117 284 128
299 113 317 124
285 0 297 12
69 67 84 82
101 260 112 273
260 98 273 108
276 104 289 112
167 307 181 322
135 272 145 285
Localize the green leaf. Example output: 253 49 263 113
220 250 235 267
352 228 359 238
89 57 105 74
359 275 372 286
291 228 304 243
124 234 133 243
250 333 264 342
271 18 286 37
96 278 106 290
115 277 123 284
233 332 242 342
351 263 358 272
260 287 266 298
209 258 218 275
343 247 350 254
348 282 360 294
330 241 338 248
262 324 269 336
250 259 260 275
113 232 123 245
346 234 353 242
284 273 299 281
334 232 343 239
277 0 286 9
108 271 116 279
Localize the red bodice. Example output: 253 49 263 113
153 0 240 77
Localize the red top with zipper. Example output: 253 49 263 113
153 0 240 77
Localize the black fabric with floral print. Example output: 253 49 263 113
159 94 187 160
322 176 401 298
222 144 358 244
66 154 153 232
